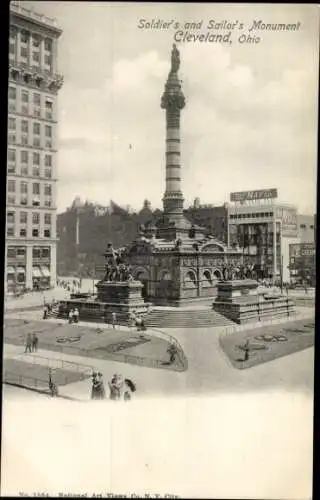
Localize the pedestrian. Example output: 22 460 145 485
109 374 123 400
25 333 32 353
243 339 250 362
167 344 177 364
73 307 79 323
49 369 58 397
68 309 74 324
112 311 117 329
31 333 38 352
43 304 48 320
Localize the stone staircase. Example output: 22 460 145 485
145 308 235 328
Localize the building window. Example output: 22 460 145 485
8 149 16 163
44 199 52 208
33 137 41 147
20 181 28 194
8 101 16 112
20 164 28 176
7 211 15 224
21 90 29 103
45 154 52 167
20 212 28 224
21 30 29 44
7 247 16 258
8 134 16 144
32 229 39 237
8 87 16 100
8 118 16 130
7 164 15 174
16 247 26 257
33 166 40 177
44 229 51 238
45 125 52 138
33 248 41 258
33 122 40 135
310 225 314 229
20 196 28 206
33 152 40 165
33 183 40 195
20 228 27 237
7 194 16 204
7 227 15 237
8 180 16 192
44 213 52 225
44 38 52 51
300 224 306 229
20 46 28 58
32 51 40 63
21 120 28 134
44 54 52 66
33 93 41 105
45 100 53 119
32 212 40 224
32 35 40 47
42 248 50 258
44 168 52 179
44 184 52 196
9 43 15 55
21 151 28 164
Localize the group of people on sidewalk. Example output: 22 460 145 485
43 301 59 320
91 371 136 401
68 308 79 324
25 333 39 353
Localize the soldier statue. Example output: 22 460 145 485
171 43 180 72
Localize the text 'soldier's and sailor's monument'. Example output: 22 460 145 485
161 44 185 220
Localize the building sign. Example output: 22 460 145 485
290 243 316 258
275 207 298 236
230 188 278 202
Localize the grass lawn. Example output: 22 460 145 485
3 358 91 389
3 319 187 372
219 318 314 370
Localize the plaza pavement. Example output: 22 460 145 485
4 306 314 401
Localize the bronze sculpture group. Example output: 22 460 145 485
103 244 133 282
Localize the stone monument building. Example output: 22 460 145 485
124 45 243 306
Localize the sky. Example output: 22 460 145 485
19 2 319 214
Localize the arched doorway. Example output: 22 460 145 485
184 270 197 289
202 270 213 288
212 269 222 281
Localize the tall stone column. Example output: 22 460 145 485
161 44 186 216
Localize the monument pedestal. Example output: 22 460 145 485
58 280 148 325
213 279 295 324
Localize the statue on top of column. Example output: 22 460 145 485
171 44 180 73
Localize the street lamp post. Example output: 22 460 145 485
280 254 284 293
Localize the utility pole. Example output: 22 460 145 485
280 254 284 293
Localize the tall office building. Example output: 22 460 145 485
6 2 63 293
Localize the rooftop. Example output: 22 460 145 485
10 2 62 34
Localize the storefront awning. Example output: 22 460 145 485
7 266 15 274
40 266 51 277
17 267 25 274
32 266 42 278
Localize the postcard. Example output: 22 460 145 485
3 2 318 498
